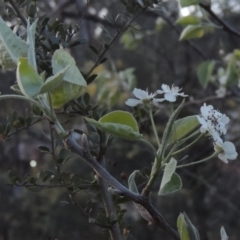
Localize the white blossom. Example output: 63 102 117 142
157 84 188 102
214 141 238 163
197 103 229 143
215 86 226 97
125 88 164 107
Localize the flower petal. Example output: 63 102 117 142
223 141 238 160
125 98 142 107
164 92 177 102
133 88 148 99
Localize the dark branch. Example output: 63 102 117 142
145 11 208 60
199 3 240 39
8 0 28 26
65 132 180 240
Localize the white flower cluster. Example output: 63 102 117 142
197 103 238 163
125 84 187 107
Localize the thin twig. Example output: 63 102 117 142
5 118 43 139
145 11 208 60
199 3 240 39
85 7 147 79
8 0 28 26
7 183 64 188
183 95 225 108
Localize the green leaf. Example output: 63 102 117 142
50 82 86 109
39 66 69 94
17 57 43 98
180 0 200 7
168 116 200 144
233 49 240 60
183 213 200 240
176 16 200 25
179 25 204 41
0 17 29 69
85 111 142 140
177 213 190 240
99 110 139 132
52 49 87 87
27 18 38 69
128 170 140 194
159 158 182 195
197 60 215 88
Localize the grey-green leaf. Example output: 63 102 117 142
168 116 200 144
183 213 200 240
52 49 87 87
0 17 28 69
177 213 200 240
159 158 182 195
197 60 215 88
39 66 69 94
27 18 38 69
177 213 190 240
128 170 140 194
17 57 43 98
180 0 201 7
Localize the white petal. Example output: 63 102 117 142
161 84 170 92
125 98 142 107
218 153 229 163
157 89 164 94
178 92 188 97
223 141 238 160
220 115 230 124
201 104 213 117
133 88 148 99
153 98 165 103
164 92 177 102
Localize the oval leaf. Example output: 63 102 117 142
27 18 38 69
176 16 200 26
17 57 43 98
168 116 200 144
183 213 200 240
85 111 142 140
99 110 139 132
179 25 204 41
177 213 190 240
50 82 86 109
39 66 69 94
197 60 215 88
180 0 200 7
0 17 28 69
128 170 140 194
52 49 87 87
159 158 182 195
